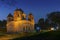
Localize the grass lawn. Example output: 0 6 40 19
13 30 60 40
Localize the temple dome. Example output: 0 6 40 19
15 8 24 13
7 13 13 17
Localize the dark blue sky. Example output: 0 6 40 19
0 0 60 23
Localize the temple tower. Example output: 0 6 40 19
22 13 26 20
14 8 24 21
7 13 13 32
28 13 34 23
7 13 13 23
28 13 35 31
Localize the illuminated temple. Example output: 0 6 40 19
6 8 35 33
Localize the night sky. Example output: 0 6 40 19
0 0 60 23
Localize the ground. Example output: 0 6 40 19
0 29 59 40
0 31 40 40
13 30 60 40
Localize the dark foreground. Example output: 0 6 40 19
12 31 60 40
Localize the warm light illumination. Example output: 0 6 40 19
7 9 35 33
51 27 54 30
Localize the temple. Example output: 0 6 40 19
6 8 35 33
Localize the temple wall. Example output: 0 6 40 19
6 20 34 33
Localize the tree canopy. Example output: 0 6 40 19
47 12 60 25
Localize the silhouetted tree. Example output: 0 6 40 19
0 20 7 32
2 20 7 27
47 12 60 29
45 19 50 29
0 20 3 28
38 18 45 29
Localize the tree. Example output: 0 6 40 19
45 19 50 29
38 18 45 29
47 12 60 29
2 20 7 27
0 20 3 27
